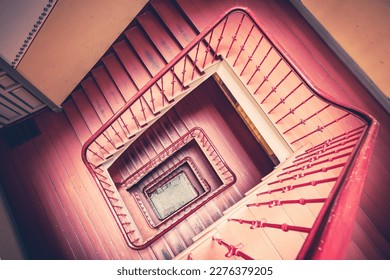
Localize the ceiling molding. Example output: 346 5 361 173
11 0 58 68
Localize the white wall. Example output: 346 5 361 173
291 0 390 112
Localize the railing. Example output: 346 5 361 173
91 164 140 243
119 127 235 189
81 7 378 259
108 127 237 250
131 157 212 228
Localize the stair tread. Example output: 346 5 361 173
137 11 200 86
91 66 126 113
102 53 139 102
62 99 92 144
81 77 131 149
113 40 152 90
81 77 113 123
176 0 227 32
151 0 215 73
137 11 182 63
124 26 167 76
151 0 198 47
72 89 103 134
175 230 231 260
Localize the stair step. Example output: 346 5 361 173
81 77 128 149
138 247 157 260
128 97 156 127
125 26 168 76
160 120 180 143
163 229 187 256
81 77 114 122
139 137 158 161
145 128 165 154
108 160 126 184
165 109 189 135
108 148 141 185
62 99 91 144
175 230 231 260
137 11 202 85
244 144 311 195
115 109 142 139
151 0 198 47
113 39 165 117
71 89 103 134
150 238 175 260
151 121 174 148
176 0 220 32
120 151 139 181
102 53 138 102
137 11 182 62
175 220 197 247
113 40 152 90
246 202 307 260
152 0 218 73
217 207 283 260
125 26 180 104
132 141 152 167
91 66 126 113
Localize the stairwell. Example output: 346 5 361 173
61 0 377 259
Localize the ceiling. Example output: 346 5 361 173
0 0 148 107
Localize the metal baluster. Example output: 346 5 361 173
95 171 108 181
275 95 314 124
283 104 331 134
256 177 338 196
94 140 110 156
87 147 104 161
268 162 346 185
128 107 140 130
303 125 365 155
268 82 303 114
246 46 273 85
111 123 124 144
171 67 176 97
139 98 147 122
253 58 283 95
119 116 131 138
102 131 116 149
212 17 229 62
278 151 352 176
234 25 257 68
101 186 115 194
202 30 214 69
212 236 254 260
226 13 245 58
160 77 165 108
149 86 155 112
108 196 120 202
229 218 311 233
290 113 350 145
181 55 188 87
100 185 115 197
291 143 357 168
247 198 327 208
191 43 201 80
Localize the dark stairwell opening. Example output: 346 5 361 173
107 76 275 250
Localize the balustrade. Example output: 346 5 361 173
80 7 377 259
